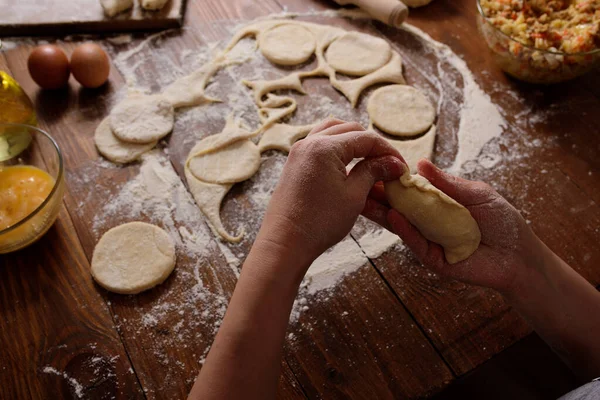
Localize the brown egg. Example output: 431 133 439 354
70 43 111 89
27 45 70 89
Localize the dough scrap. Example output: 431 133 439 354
185 117 257 242
162 61 222 108
386 125 436 173
91 222 176 294
259 24 316 66
140 0 169 10
110 94 174 144
368 84 435 136
94 117 157 164
188 139 261 184
325 32 392 76
100 0 133 17
258 123 317 152
333 51 406 107
384 168 481 264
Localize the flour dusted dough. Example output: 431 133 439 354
385 168 480 264
185 117 257 242
110 94 174 144
386 125 436 173
259 24 316 66
325 32 392 76
368 85 435 137
258 123 317 152
140 0 169 10
91 222 176 294
188 140 261 184
100 0 133 17
95 117 157 164
162 61 222 108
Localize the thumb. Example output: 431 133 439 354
347 156 404 199
416 159 494 206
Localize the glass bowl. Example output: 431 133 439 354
0 123 64 253
476 0 600 84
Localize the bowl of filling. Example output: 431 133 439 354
0 123 64 254
477 0 600 83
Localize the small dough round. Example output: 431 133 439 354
94 117 157 164
325 32 392 76
368 85 435 137
110 94 174 144
403 0 434 7
91 222 176 294
188 140 261 184
259 24 316 66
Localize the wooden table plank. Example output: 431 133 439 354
0 53 143 399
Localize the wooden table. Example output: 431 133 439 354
1 0 599 398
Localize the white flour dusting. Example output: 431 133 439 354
42 366 84 398
356 228 403 259
400 24 507 173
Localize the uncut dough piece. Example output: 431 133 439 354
110 94 174 144
384 168 481 264
188 139 261 184
94 117 157 164
385 125 436 173
259 24 316 66
368 85 435 137
91 222 176 294
100 0 133 17
325 32 392 76
140 0 169 10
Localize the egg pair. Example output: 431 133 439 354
27 43 110 90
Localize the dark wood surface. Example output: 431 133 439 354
0 0 186 36
1 0 599 398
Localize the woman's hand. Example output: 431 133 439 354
257 118 405 273
363 159 542 293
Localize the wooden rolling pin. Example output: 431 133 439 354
333 0 409 27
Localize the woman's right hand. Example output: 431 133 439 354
363 159 545 293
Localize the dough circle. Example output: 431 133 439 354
368 85 435 137
110 95 174 144
259 24 316 66
384 170 480 264
94 117 157 164
188 139 261 184
91 222 176 294
325 32 392 76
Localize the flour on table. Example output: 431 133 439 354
42 367 84 398
356 228 402 259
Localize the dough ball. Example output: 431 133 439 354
94 117 156 164
384 170 480 264
259 24 316 66
110 94 174 144
325 32 392 76
100 0 133 17
188 139 261 184
368 85 435 137
403 0 434 7
91 222 176 294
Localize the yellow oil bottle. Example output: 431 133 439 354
0 71 37 126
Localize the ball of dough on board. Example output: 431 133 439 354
384 170 480 264
368 85 435 137
110 94 174 144
140 0 169 10
188 139 261 184
94 117 157 164
259 24 316 66
325 32 392 76
91 222 176 294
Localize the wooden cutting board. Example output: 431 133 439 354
0 0 186 36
